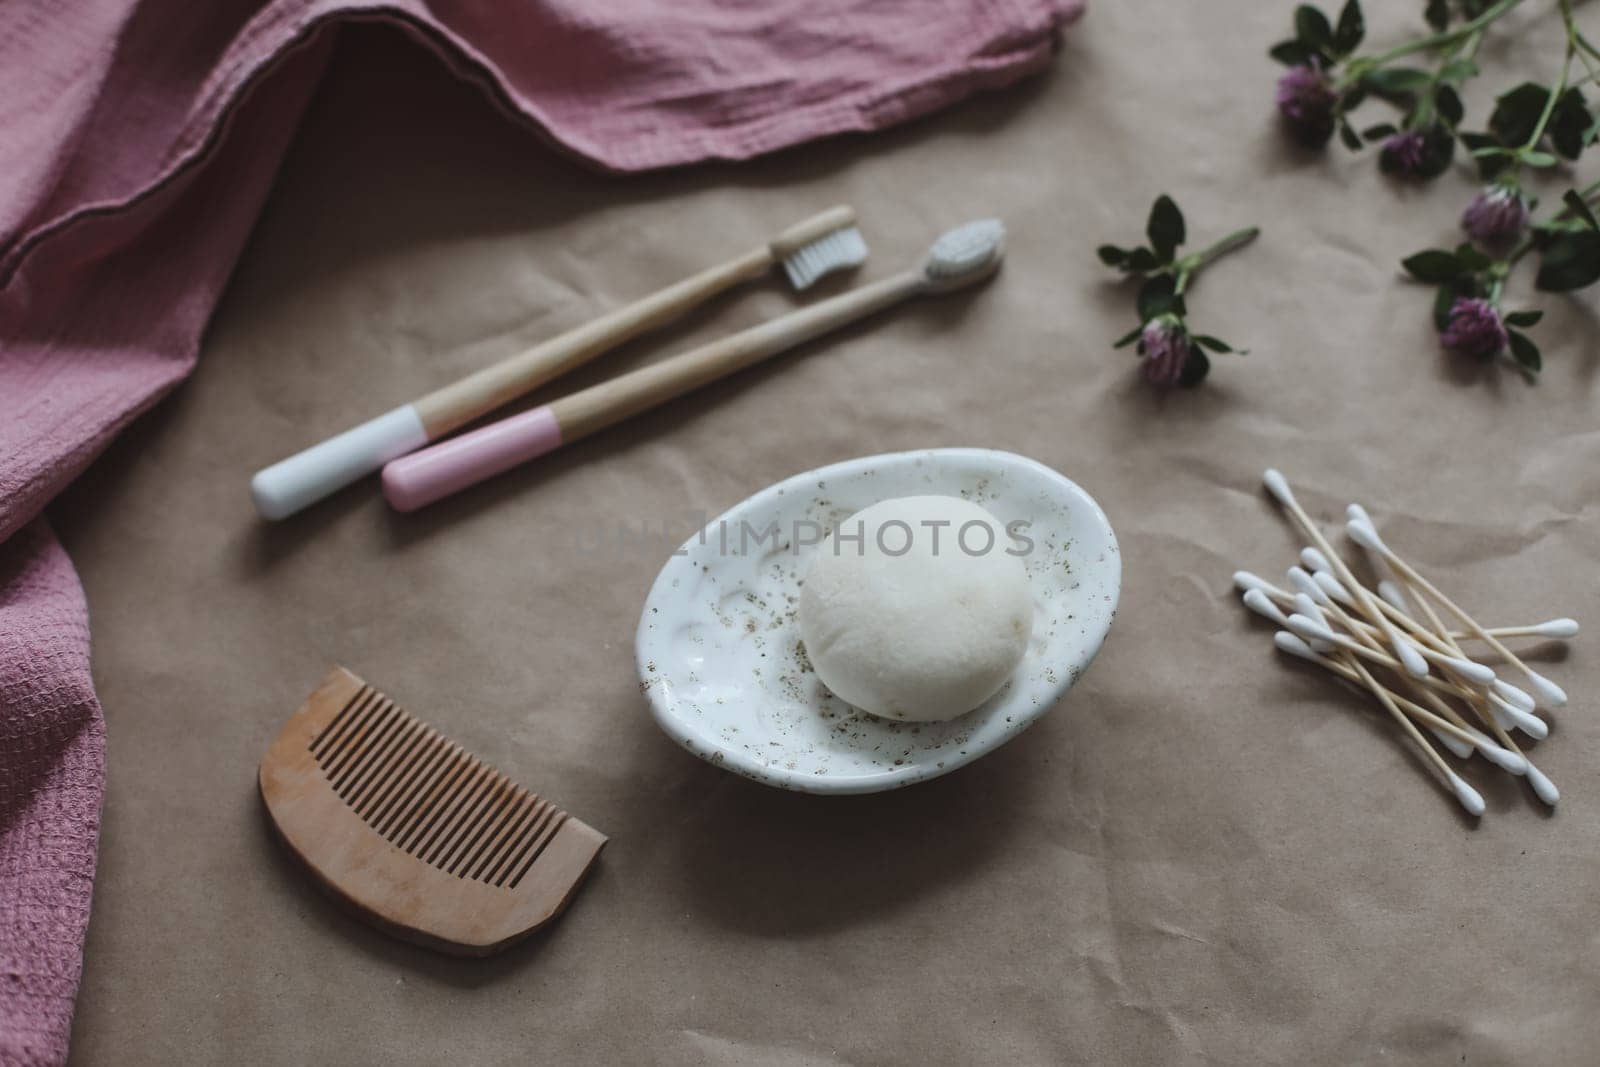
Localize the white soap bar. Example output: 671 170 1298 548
798 495 1033 722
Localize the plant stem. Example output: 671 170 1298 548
1518 27 1576 154
1361 0 1522 68
1174 227 1260 295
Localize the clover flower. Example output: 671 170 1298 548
1275 64 1338 147
1438 298 1508 360
1460 186 1530 248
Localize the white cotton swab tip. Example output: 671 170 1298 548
1524 762 1559 807
1262 469 1295 507
1242 588 1290 627
1345 519 1386 555
1233 570 1275 596
1286 613 1337 646
1530 617 1580 638
1490 694 1549 740
1299 547 1332 574
1494 680 1536 711
1432 728 1475 760
1476 739 1528 775
1392 635 1431 679
1375 578 1411 612
1312 570 1353 606
1437 655 1495 686
1273 630 1319 662
1446 771 1486 816
1346 503 1372 524
1287 567 1329 606
1526 672 1569 708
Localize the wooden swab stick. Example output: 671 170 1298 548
1287 571 1494 684
1449 619 1580 642
1263 471 1430 677
1273 633 1484 814
1347 520 1569 707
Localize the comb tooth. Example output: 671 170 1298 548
491 799 559 887
331 699 402 794
396 742 476 851
319 693 389 780
436 773 514 874
346 715 427 816
507 809 570 889
452 781 526 877
420 765 498 868
372 731 455 838
482 796 549 886
310 686 374 759
466 788 541 882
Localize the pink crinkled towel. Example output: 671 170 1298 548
0 0 1084 1061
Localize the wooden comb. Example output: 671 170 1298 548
259 666 605 956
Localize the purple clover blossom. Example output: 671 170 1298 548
1379 130 1428 176
1275 64 1337 148
1139 320 1196 387
1460 186 1530 248
1439 298 1508 360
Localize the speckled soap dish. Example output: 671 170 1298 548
635 448 1121 794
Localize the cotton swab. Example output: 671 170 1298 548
1271 632 1524 771
1451 618 1580 641
1346 504 1413 612
1263 470 1431 679
1287 571 1496 685
1348 520 1569 707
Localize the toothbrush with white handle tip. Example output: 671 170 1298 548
1269 633 1485 814
382 221 1007 512
1262 470 1429 678
1273 633 1522 780
1347 519 1569 707
249 207 869 520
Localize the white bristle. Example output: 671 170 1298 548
782 226 868 290
922 219 1005 284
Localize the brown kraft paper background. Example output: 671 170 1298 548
53 3 1600 1063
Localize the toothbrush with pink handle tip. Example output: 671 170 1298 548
382 220 1006 512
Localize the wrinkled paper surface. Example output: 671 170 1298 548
56 7 1600 1063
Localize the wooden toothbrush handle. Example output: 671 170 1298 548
410 207 856 438
550 269 924 443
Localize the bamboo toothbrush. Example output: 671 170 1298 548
380 219 1006 512
249 207 867 520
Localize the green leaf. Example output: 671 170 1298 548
1452 243 1493 271
1402 249 1468 283
1424 0 1450 31
1564 189 1600 232
1503 308 1544 327
1362 122 1399 141
1136 274 1182 322
1097 245 1129 267
1536 231 1600 291
1192 334 1235 353
1490 82 1553 147
1123 247 1161 273
1294 5 1334 49
1521 150 1560 169
1416 124 1457 178
1178 346 1211 387
1146 195 1185 262
1113 324 1144 349
1507 330 1541 373
1333 0 1364 54
1432 284 1458 331
1550 88 1594 160
1339 121 1362 151
1363 67 1432 98
1438 58 1479 84
1269 39 1318 66
1435 85 1464 127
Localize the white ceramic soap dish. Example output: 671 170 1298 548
635 448 1120 794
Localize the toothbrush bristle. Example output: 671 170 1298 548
782 226 868 290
